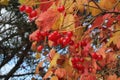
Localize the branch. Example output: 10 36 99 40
4 43 31 80
0 72 34 78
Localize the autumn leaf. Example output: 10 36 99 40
35 52 41 59
80 73 96 80
107 74 117 80
0 0 9 5
35 61 44 74
35 9 61 31
48 48 56 61
50 76 58 80
49 52 60 68
61 14 75 31
54 68 66 78
89 1 101 16
39 0 53 12
43 71 53 79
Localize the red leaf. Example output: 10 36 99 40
92 16 104 28
35 9 60 31
39 0 53 12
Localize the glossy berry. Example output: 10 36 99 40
37 45 43 52
57 5 65 12
88 67 92 72
80 40 87 47
91 52 98 59
19 5 26 12
97 55 103 60
67 31 73 37
69 40 74 45
29 10 37 18
41 31 49 37
79 58 84 62
25 6 32 13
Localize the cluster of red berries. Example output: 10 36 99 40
48 31 73 47
91 52 103 60
35 31 49 52
19 5 37 19
71 57 85 72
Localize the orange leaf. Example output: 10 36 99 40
39 0 53 12
107 74 117 80
35 61 44 74
50 76 58 80
55 68 66 78
35 9 60 31
43 71 53 79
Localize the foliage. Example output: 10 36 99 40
18 0 120 80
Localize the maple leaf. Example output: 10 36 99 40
48 48 56 61
35 9 60 31
39 0 53 12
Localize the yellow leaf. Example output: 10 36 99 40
49 53 60 68
50 76 58 80
35 52 41 59
52 14 63 30
0 0 8 5
89 2 101 16
76 0 89 13
19 0 24 4
62 14 75 31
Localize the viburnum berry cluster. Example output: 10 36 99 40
19 0 120 80
19 5 37 20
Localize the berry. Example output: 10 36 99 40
80 40 87 47
25 6 32 13
19 5 26 12
91 52 98 59
41 31 49 37
79 58 84 62
66 31 73 37
97 55 103 60
57 5 65 12
88 67 92 72
29 10 37 18
69 40 74 45
37 45 43 52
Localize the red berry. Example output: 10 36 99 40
41 31 49 37
67 31 73 37
29 10 37 18
77 64 84 71
79 58 84 62
74 43 79 49
37 45 43 52
57 5 65 12
19 5 26 12
80 40 87 47
97 55 103 60
69 40 74 45
25 6 32 13
88 67 92 72
91 52 98 59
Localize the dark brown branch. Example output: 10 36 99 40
0 72 34 78
4 43 31 80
